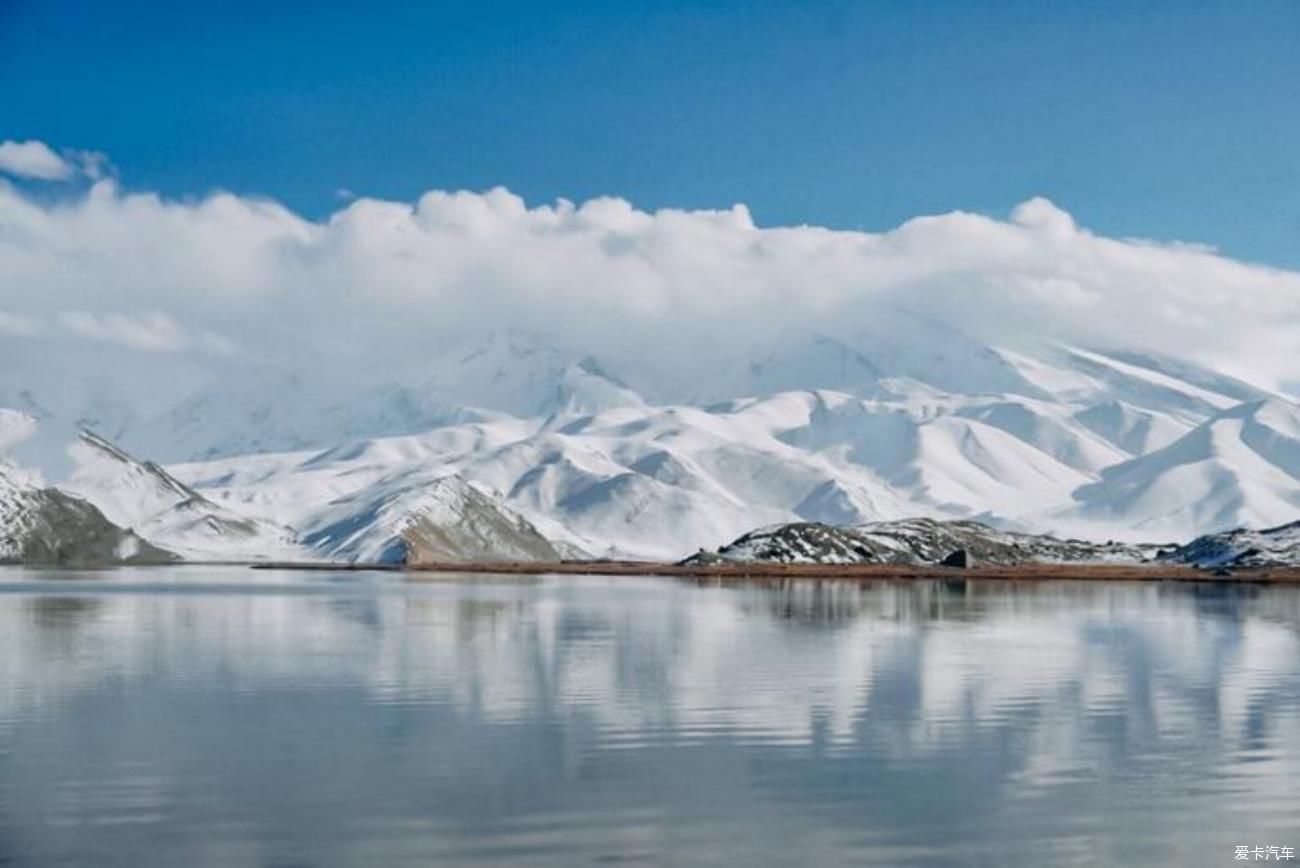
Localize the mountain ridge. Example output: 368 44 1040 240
4 333 1300 563
0 458 176 566
684 518 1162 567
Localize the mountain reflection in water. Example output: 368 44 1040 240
0 568 1296 867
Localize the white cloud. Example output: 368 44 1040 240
1 166 1300 410
0 140 74 181
56 310 224 354
70 149 112 181
0 140 112 182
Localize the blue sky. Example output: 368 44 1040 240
2 0 1298 266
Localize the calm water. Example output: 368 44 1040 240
0 569 1297 867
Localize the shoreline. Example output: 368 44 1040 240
248 559 1300 584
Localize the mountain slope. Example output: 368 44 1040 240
63 431 299 561
0 461 175 565
1158 521 1300 569
1063 400 1300 539
299 472 560 565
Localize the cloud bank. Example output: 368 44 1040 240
2 139 1300 408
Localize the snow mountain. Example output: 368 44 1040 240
63 431 300 561
300 472 560 565
1 410 172 565
0 459 174 566
147 338 1298 560
152 338 1299 561
1061 399 1300 539
5 329 1300 564
60 431 561 565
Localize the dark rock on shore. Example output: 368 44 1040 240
939 549 972 569
683 518 1156 567
1158 520 1300 569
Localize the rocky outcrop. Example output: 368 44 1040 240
939 548 972 569
684 518 1156 567
1157 521 1300 569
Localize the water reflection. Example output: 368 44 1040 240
0 569 1296 867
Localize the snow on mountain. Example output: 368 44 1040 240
63 431 300 561
1001 344 1270 420
767 379 1202 525
0 341 194 476
0 458 175 565
953 400 1132 473
0 461 42 561
146 369 512 463
163 341 1300 562
1071 400 1191 457
1062 399 1300 540
1158 521 1300 569
0 409 39 455
422 331 581 418
299 471 560 565
6 330 1298 564
173 396 903 560
57 428 565 565
43 333 639 467
722 316 1053 403
543 357 648 417
13 326 1270 468
685 518 1156 566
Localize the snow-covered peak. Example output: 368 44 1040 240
1021 344 1273 421
300 471 559 565
419 331 583 417
541 358 648 419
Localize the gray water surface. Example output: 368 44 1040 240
0 567 1297 867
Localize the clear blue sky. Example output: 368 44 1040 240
3 0 1297 266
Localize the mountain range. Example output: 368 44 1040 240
3 329 1300 566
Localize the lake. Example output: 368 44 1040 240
0 568 1296 867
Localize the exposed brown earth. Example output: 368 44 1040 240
252 559 1300 584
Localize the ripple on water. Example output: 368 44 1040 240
0 572 1296 867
